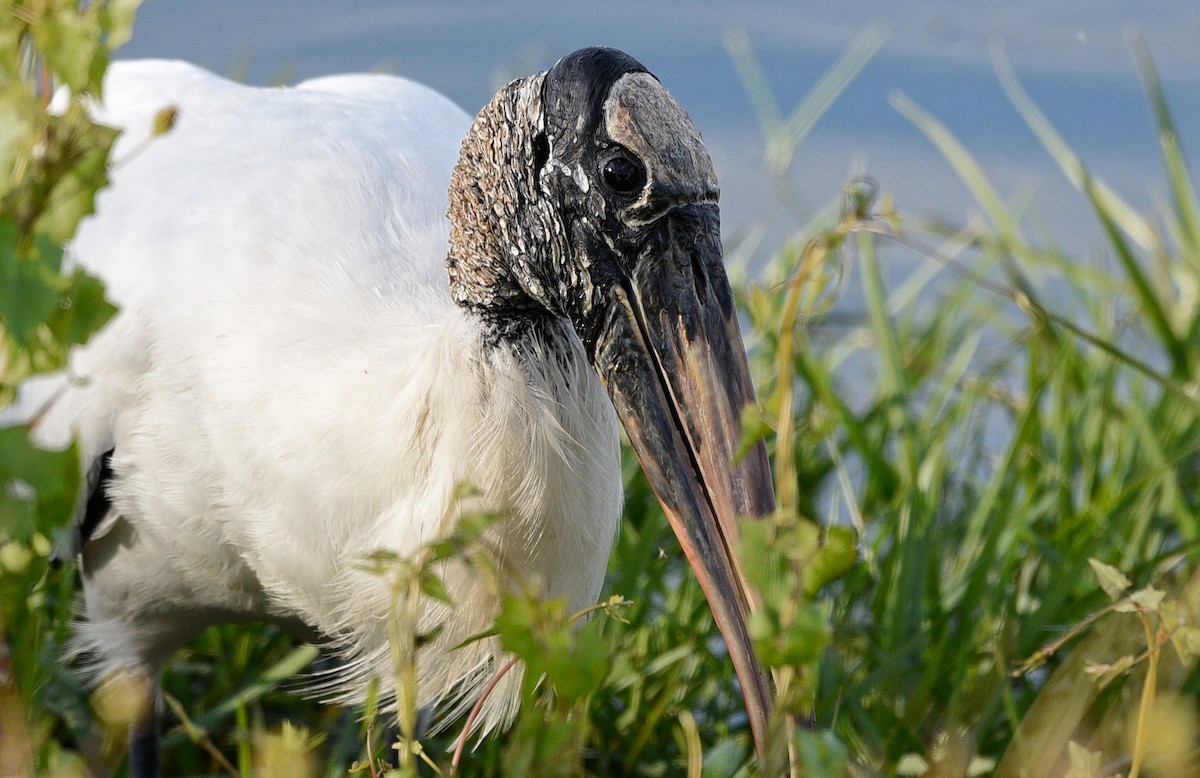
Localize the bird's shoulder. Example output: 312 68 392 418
98 59 471 163
76 60 473 307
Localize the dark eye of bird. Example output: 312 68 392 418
602 154 646 195
532 132 549 171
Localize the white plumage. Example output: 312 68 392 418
27 60 620 730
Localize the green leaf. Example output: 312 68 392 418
0 89 36 202
100 0 143 51
1088 558 1131 601
418 569 453 606
37 122 116 244
46 265 117 349
737 518 790 607
494 592 606 706
545 622 606 704
0 221 68 348
36 8 102 92
749 602 828 668
502 713 579 778
1082 654 1135 689
702 738 750 778
495 594 542 674
1114 586 1165 613
449 624 499 651
1170 624 1200 664
802 525 858 597
795 728 849 777
0 425 80 543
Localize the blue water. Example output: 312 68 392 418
119 1 1199 252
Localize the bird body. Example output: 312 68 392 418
32 59 620 727
17 48 776 773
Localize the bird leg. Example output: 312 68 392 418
126 719 160 778
121 670 161 778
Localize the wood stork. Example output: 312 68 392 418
23 46 775 773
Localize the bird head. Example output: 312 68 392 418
447 47 776 753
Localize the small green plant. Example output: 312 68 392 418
1 1 136 774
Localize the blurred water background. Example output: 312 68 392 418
118 1 1199 268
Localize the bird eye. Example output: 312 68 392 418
532 132 549 171
601 153 646 195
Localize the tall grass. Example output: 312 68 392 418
764 32 1200 775
3 6 1200 776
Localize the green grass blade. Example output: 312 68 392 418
890 92 1021 246
161 644 320 749
991 44 1158 252
1081 172 1189 376
1129 31 1200 263
728 26 884 174
858 233 903 398
724 27 784 142
770 27 886 173
858 231 915 477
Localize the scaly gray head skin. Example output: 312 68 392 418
446 47 776 755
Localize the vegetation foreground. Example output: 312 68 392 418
2 4 1199 776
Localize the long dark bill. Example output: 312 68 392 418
591 205 775 755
